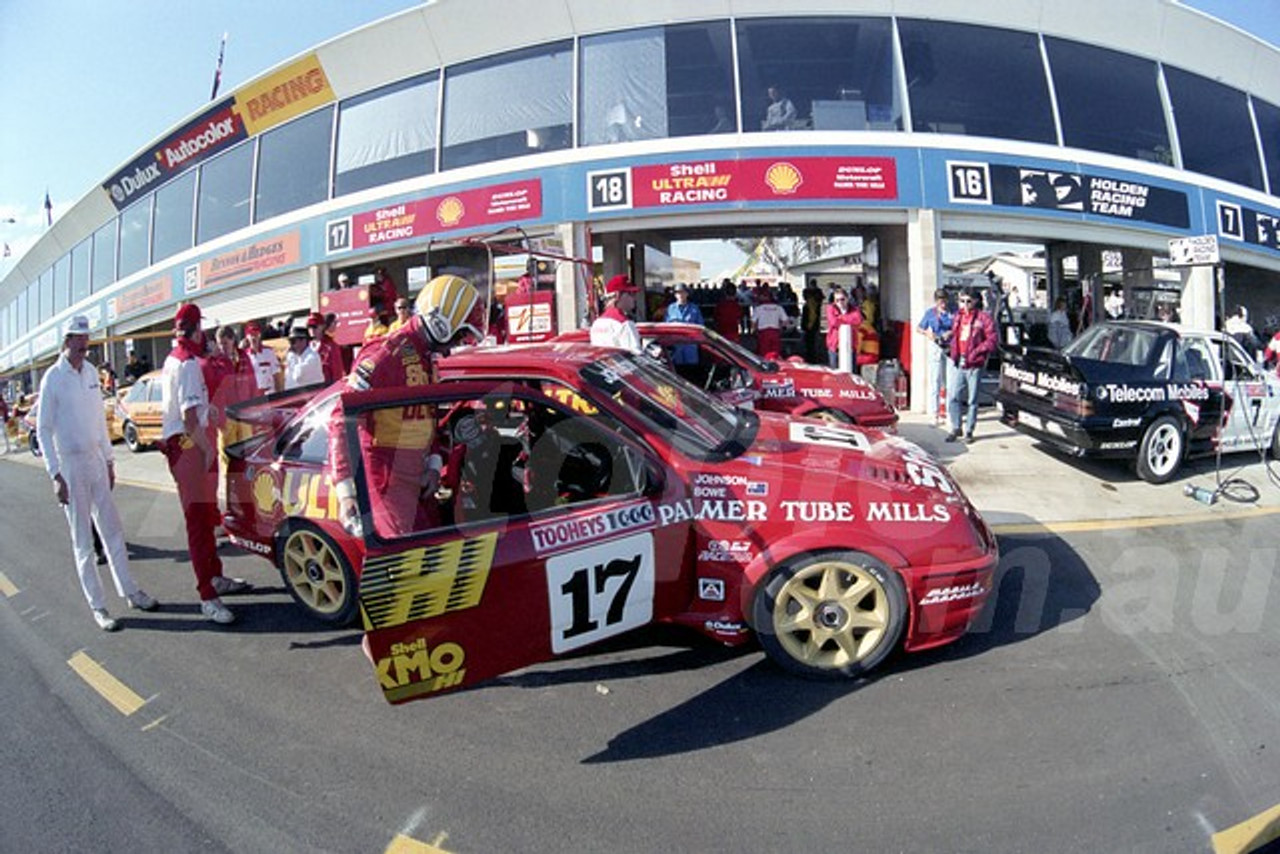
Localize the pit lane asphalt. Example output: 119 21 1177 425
8 407 1279 531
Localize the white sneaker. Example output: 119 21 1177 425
92 608 119 632
127 590 158 611
211 575 251 595
200 597 236 625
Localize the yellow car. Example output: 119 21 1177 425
115 370 165 452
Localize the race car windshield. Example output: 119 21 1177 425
580 353 755 459
700 326 775 372
1063 323 1160 367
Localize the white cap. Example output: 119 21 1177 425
64 315 91 337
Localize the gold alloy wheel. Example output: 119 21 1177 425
770 558 892 671
281 528 351 619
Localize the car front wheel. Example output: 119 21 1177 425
752 550 907 679
278 522 359 625
1135 414 1184 484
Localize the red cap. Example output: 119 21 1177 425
174 302 201 329
245 321 262 335
306 311 324 327
604 274 637 296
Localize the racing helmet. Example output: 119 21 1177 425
415 275 484 345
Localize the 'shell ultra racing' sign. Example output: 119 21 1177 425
946 160 1189 228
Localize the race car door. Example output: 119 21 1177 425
340 381 687 705
1216 336 1280 452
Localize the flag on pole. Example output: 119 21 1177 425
210 32 227 101
3 244 10 258
44 191 52 227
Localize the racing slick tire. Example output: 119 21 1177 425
123 421 144 453
277 521 359 625
752 550 907 680
1270 419 1280 460
1134 414 1185 484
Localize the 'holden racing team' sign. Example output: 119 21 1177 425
946 160 1189 228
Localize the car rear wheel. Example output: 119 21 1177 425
123 421 143 453
1135 414 1184 484
278 522 359 625
1270 419 1280 460
752 550 906 679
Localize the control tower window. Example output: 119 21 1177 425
900 19 1055 145
1166 65 1265 191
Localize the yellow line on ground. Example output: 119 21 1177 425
385 833 451 854
1212 802 1280 854
992 505 1280 536
67 651 146 716
0 570 18 597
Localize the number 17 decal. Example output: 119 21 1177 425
546 533 655 653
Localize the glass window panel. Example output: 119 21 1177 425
899 19 1055 144
38 271 53 323
1250 97 1280 193
26 283 37 332
16 290 26 336
255 105 333 223
336 74 436 196
117 198 151 278
152 170 196 263
1165 66 1263 190
1045 37 1170 164
70 238 91 306
736 17 900 133
442 41 573 170
196 140 254 244
580 22 736 145
53 256 70 313
91 219 117 293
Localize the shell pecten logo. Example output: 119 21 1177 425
253 470 279 516
436 196 465 227
764 161 803 195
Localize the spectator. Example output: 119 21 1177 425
917 289 953 424
714 280 743 343
946 287 997 444
39 315 158 631
664 283 704 366
389 296 414 334
123 350 148 384
825 288 862 369
160 303 250 626
203 324 254 441
801 284 825 364
309 311 345 384
0 393 9 454
335 272 351 290
284 323 325 389
761 85 797 131
1047 297 1073 349
242 321 281 395
751 287 790 360
736 280 754 336
358 268 399 356
590 275 642 353
1225 305 1258 353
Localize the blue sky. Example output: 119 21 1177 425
2 0 1279 278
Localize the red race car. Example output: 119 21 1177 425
223 344 995 703
557 323 898 429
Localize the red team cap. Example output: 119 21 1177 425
306 311 325 327
245 321 262 335
174 302 202 330
604 274 637 296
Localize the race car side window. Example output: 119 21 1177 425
1179 339 1215 381
279 395 340 463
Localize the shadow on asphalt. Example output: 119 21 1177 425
501 517 1101 763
